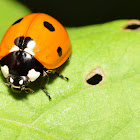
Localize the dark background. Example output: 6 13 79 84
17 0 140 27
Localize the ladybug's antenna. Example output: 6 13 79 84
0 81 11 87
21 87 34 93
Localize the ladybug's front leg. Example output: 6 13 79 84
42 88 51 100
40 71 51 100
41 69 69 99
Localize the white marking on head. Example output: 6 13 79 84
10 77 14 83
12 85 20 89
19 79 24 85
27 69 40 82
1 65 9 78
24 40 36 56
9 45 19 52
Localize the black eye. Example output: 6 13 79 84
12 18 23 26
43 21 55 31
57 47 62 57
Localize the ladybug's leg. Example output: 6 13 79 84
54 72 69 81
44 69 69 81
42 88 51 100
40 71 51 99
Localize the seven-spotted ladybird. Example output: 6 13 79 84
0 13 71 99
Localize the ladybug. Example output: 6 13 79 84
0 13 71 99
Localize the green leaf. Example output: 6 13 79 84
0 1 140 139
0 0 30 41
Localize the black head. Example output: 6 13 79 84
7 75 31 92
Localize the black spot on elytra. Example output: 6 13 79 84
23 37 32 48
57 47 62 57
12 18 23 26
14 36 33 50
86 74 102 85
44 21 55 31
14 36 24 48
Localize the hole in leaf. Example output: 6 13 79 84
123 20 140 31
86 74 102 85
125 24 140 30
86 67 105 86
